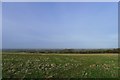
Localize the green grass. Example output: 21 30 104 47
2 53 119 78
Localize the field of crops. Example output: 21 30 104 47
2 53 119 78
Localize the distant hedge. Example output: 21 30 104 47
2 48 119 54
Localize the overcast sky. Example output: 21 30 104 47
2 2 118 49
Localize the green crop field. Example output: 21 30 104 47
2 53 119 78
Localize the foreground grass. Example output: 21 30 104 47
2 53 119 78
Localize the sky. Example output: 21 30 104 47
1 0 119 2
2 2 118 49
0 2 2 50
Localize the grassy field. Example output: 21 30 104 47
2 53 119 78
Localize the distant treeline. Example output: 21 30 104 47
2 48 119 54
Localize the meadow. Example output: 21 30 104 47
2 53 119 78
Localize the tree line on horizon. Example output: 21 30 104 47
2 48 119 54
